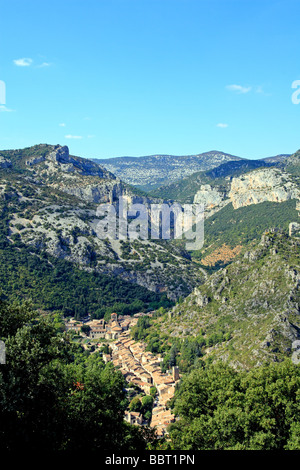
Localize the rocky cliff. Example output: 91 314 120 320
192 166 300 215
153 156 300 220
229 167 300 209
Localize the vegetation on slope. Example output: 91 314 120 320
136 230 300 370
148 159 273 204
0 144 205 303
0 242 172 319
0 200 172 318
191 199 299 266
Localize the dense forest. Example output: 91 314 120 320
168 361 300 450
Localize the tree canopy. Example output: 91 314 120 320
0 296 147 451
168 361 300 450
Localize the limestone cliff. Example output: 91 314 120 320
229 168 300 209
191 166 300 221
193 183 230 216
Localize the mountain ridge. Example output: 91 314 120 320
0 143 206 305
92 150 291 191
92 150 243 191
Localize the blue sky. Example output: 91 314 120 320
1 0 300 160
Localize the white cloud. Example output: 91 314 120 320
216 123 228 128
255 85 270 96
0 105 14 112
13 58 33 67
65 134 83 139
226 84 252 94
59 123 66 127
87 134 95 138
37 62 51 67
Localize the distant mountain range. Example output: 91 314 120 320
92 151 291 191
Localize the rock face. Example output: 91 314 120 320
61 180 125 204
289 222 300 237
157 152 300 223
23 145 126 204
193 184 227 209
190 166 300 222
45 145 113 179
292 340 300 364
26 155 46 166
228 168 300 209
0 156 12 169
47 145 70 164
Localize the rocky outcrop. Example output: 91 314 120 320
289 222 300 237
62 180 125 204
188 162 300 220
193 184 228 210
229 168 300 209
24 145 115 181
0 156 12 169
26 155 46 166
47 145 71 164
48 146 112 178
194 287 210 307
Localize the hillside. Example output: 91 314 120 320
0 144 206 308
148 150 300 267
192 199 299 267
148 159 275 204
141 230 300 370
92 151 243 191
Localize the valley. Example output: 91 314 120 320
0 142 300 450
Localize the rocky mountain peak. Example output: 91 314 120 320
47 145 70 163
25 144 115 180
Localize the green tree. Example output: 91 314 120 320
150 386 157 397
81 324 91 336
141 395 154 416
0 297 148 451
129 396 142 413
169 361 300 450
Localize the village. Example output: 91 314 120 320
64 312 179 437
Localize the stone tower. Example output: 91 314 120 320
172 366 180 382
111 312 118 323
